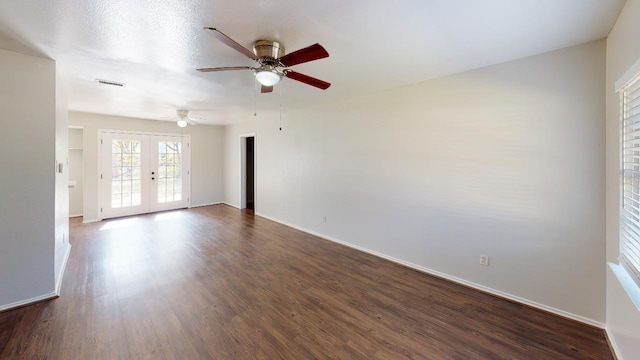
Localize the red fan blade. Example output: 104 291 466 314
261 85 273 93
197 66 253 72
284 70 331 90
204 27 258 60
278 44 329 67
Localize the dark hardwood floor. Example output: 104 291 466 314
0 205 614 359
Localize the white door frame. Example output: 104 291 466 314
239 133 256 210
98 129 191 220
68 126 85 218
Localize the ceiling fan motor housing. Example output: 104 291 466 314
253 40 284 65
176 109 189 118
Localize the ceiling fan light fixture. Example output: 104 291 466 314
255 70 282 86
200 28 331 90
176 119 188 128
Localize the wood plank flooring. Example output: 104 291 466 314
0 205 614 359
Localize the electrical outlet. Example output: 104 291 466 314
480 254 490 266
322 216 327 223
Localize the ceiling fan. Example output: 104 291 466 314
162 109 203 127
197 27 331 93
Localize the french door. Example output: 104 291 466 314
100 131 190 219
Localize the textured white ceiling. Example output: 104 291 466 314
0 0 626 125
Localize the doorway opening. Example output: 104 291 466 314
68 126 84 218
240 134 256 211
246 137 255 210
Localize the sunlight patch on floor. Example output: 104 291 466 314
154 211 183 222
99 218 138 231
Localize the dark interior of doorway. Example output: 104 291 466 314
246 137 254 211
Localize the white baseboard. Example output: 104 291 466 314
190 202 223 208
55 244 72 295
254 212 606 329
0 291 58 312
223 202 240 209
604 326 622 360
69 214 83 218
83 203 225 222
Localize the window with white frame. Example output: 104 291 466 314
620 71 640 287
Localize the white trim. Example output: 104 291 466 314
239 133 256 211
189 202 223 208
0 292 57 312
223 202 240 209
98 128 189 137
254 211 606 329
69 214 83 218
239 137 246 209
55 244 71 295
82 218 100 223
97 129 102 220
604 326 623 360
616 55 640 91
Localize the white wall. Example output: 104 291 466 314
605 0 640 358
68 112 224 221
224 40 607 324
0 48 56 308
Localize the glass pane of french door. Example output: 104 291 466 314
150 135 190 212
111 139 143 208
101 133 150 219
157 140 182 203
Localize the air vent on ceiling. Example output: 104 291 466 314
95 78 126 87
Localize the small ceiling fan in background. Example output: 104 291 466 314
161 109 204 127
197 27 331 93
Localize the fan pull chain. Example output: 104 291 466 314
279 81 283 131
